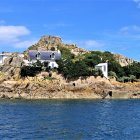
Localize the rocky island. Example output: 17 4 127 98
0 35 140 100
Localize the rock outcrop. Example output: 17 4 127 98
0 75 113 99
28 35 88 55
28 35 135 66
0 54 24 80
114 54 134 67
0 72 139 99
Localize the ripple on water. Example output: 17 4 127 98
0 99 140 139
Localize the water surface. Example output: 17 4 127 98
0 99 140 140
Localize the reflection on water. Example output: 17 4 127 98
0 99 140 139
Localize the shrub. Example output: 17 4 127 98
129 75 136 83
50 47 55 51
123 62 140 79
21 66 42 77
117 76 130 83
93 69 103 78
109 71 117 78
57 46 74 59
43 76 56 80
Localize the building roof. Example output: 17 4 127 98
96 63 108 67
28 50 61 61
0 52 12 56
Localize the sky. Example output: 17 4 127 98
0 0 140 60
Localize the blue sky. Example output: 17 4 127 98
0 0 140 60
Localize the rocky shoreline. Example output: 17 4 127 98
0 75 140 100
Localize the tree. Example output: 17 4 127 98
123 62 140 79
108 71 117 79
108 61 124 78
21 66 42 77
57 46 74 59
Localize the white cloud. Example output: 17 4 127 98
84 40 104 47
14 40 37 49
0 26 30 42
120 25 140 34
133 0 140 8
64 39 105 50
63 40 75 44
0 25 36 49
78 40 105 50
134 0 140 2
118 25 140 40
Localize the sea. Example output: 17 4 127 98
0 99 140 140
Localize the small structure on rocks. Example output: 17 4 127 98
95 63 108 78
0 52 24 65
0 52 12 65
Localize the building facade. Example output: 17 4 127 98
0 53 12 65
0 52 24 65
28 50 61 69
95 63 108 78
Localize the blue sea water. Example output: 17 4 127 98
0 99 140 140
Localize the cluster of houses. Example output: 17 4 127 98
0 50 61 69
0 50 108 78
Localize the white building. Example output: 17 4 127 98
0 52 24 65
48 61 58 69
0 53 12 65
28 50 61 69
95 63 108 78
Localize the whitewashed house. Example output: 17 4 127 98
95 63 108 78
0 52 24 65
28 50 61 69
0 53 12 65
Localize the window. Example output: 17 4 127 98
50 53 55 59
36 52 41 60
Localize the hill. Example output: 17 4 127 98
0 35 140 100
27 35 134 67
27 35 88 56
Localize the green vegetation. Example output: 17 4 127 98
21 66 42 77
43 76 56 81
57 48 107 79
123 62 140 79
57 45 74 59
22 45 140 83
28 45 38 50
57 46 140 82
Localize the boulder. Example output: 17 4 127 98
1 54 24 79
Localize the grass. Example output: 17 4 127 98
43 76 56 81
